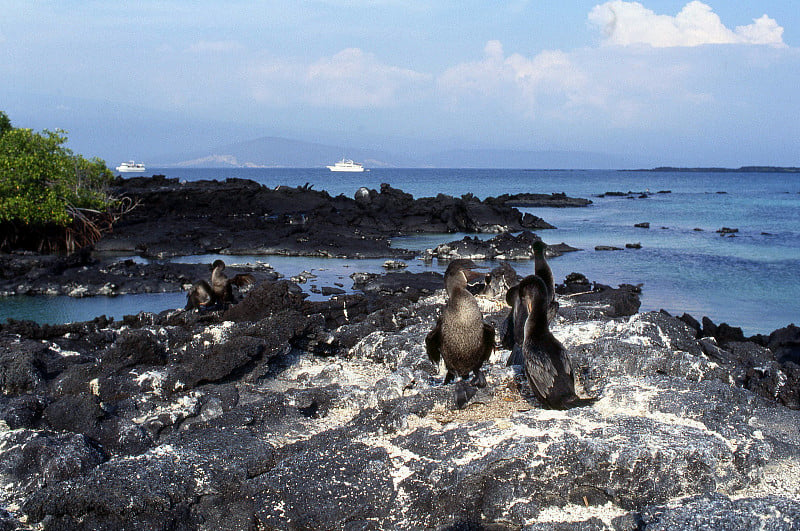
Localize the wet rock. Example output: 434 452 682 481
481 261 522 299
382 260 407 269
486 192 592 208
634 222 650 228
320 286 346 296
626 242 642 249
95 178 549 259
426 231 572 261
556 275 642 318
351 270 443 297
595 245 624 251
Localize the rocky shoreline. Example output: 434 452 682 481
1 266 799 529
95 177 555 259
1 177 798 529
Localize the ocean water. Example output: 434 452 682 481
1 168 798 335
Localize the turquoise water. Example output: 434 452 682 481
1 168 798 334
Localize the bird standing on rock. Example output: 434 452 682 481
515 275 594 409
186 260 255 310
504 240 558 366
425 259 496 408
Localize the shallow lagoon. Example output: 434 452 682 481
1 168 797 335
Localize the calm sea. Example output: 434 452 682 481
2 167 798 335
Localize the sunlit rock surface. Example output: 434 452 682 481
0 273 798 529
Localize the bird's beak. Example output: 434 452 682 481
464 269 486 282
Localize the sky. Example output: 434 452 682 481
2 0 800 167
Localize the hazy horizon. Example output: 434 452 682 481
3 1 800 168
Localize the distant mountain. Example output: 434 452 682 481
160 136 627 169
158 136 414 168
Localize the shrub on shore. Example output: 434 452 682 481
0 111 126 253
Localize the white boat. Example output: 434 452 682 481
326 159 365 172
115 161 146 173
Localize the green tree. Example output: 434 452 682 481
0 111 119 251
0 111 11 136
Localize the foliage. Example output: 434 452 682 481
0 111 11 136
0 114 114 226
0 111 125 252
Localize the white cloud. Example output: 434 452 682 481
588 1 785 48
247 48 430 108
437 41 587 117
305 48 429 107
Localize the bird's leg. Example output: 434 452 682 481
443 370 456 385
471 369 487 388
454 380 476 409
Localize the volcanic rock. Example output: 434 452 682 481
0 265 798 529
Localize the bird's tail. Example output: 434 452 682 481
506 347 524 367
559 396 598 409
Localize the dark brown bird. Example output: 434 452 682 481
504 240 558 366
426 259 495 408
186 260 255 310
515 275 594 409
533 240 557 317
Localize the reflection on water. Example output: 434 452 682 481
1 238 798 334
0 292 187 326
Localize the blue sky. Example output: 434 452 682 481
2 1 800 167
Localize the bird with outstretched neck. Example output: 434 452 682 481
503 239 558 366
515 275 595 409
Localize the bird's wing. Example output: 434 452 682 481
481 322 496 363
523 343 558 404
425 318 443 365
186 280 213 309
499 311 515 350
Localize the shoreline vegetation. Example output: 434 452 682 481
0 111 135 254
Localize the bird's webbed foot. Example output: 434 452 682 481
470 370 487 388
454 380 477 409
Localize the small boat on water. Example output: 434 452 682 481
327 159 365 172
116 161 146 173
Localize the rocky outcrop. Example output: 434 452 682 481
485 192 592 208
424 231 578 261
0 269 798 529
96 177 552 258
676 314 800 410
0 253 277 297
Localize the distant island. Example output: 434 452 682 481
634 166 800 173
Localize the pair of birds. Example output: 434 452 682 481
185 260 255 310
425 241 593 409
